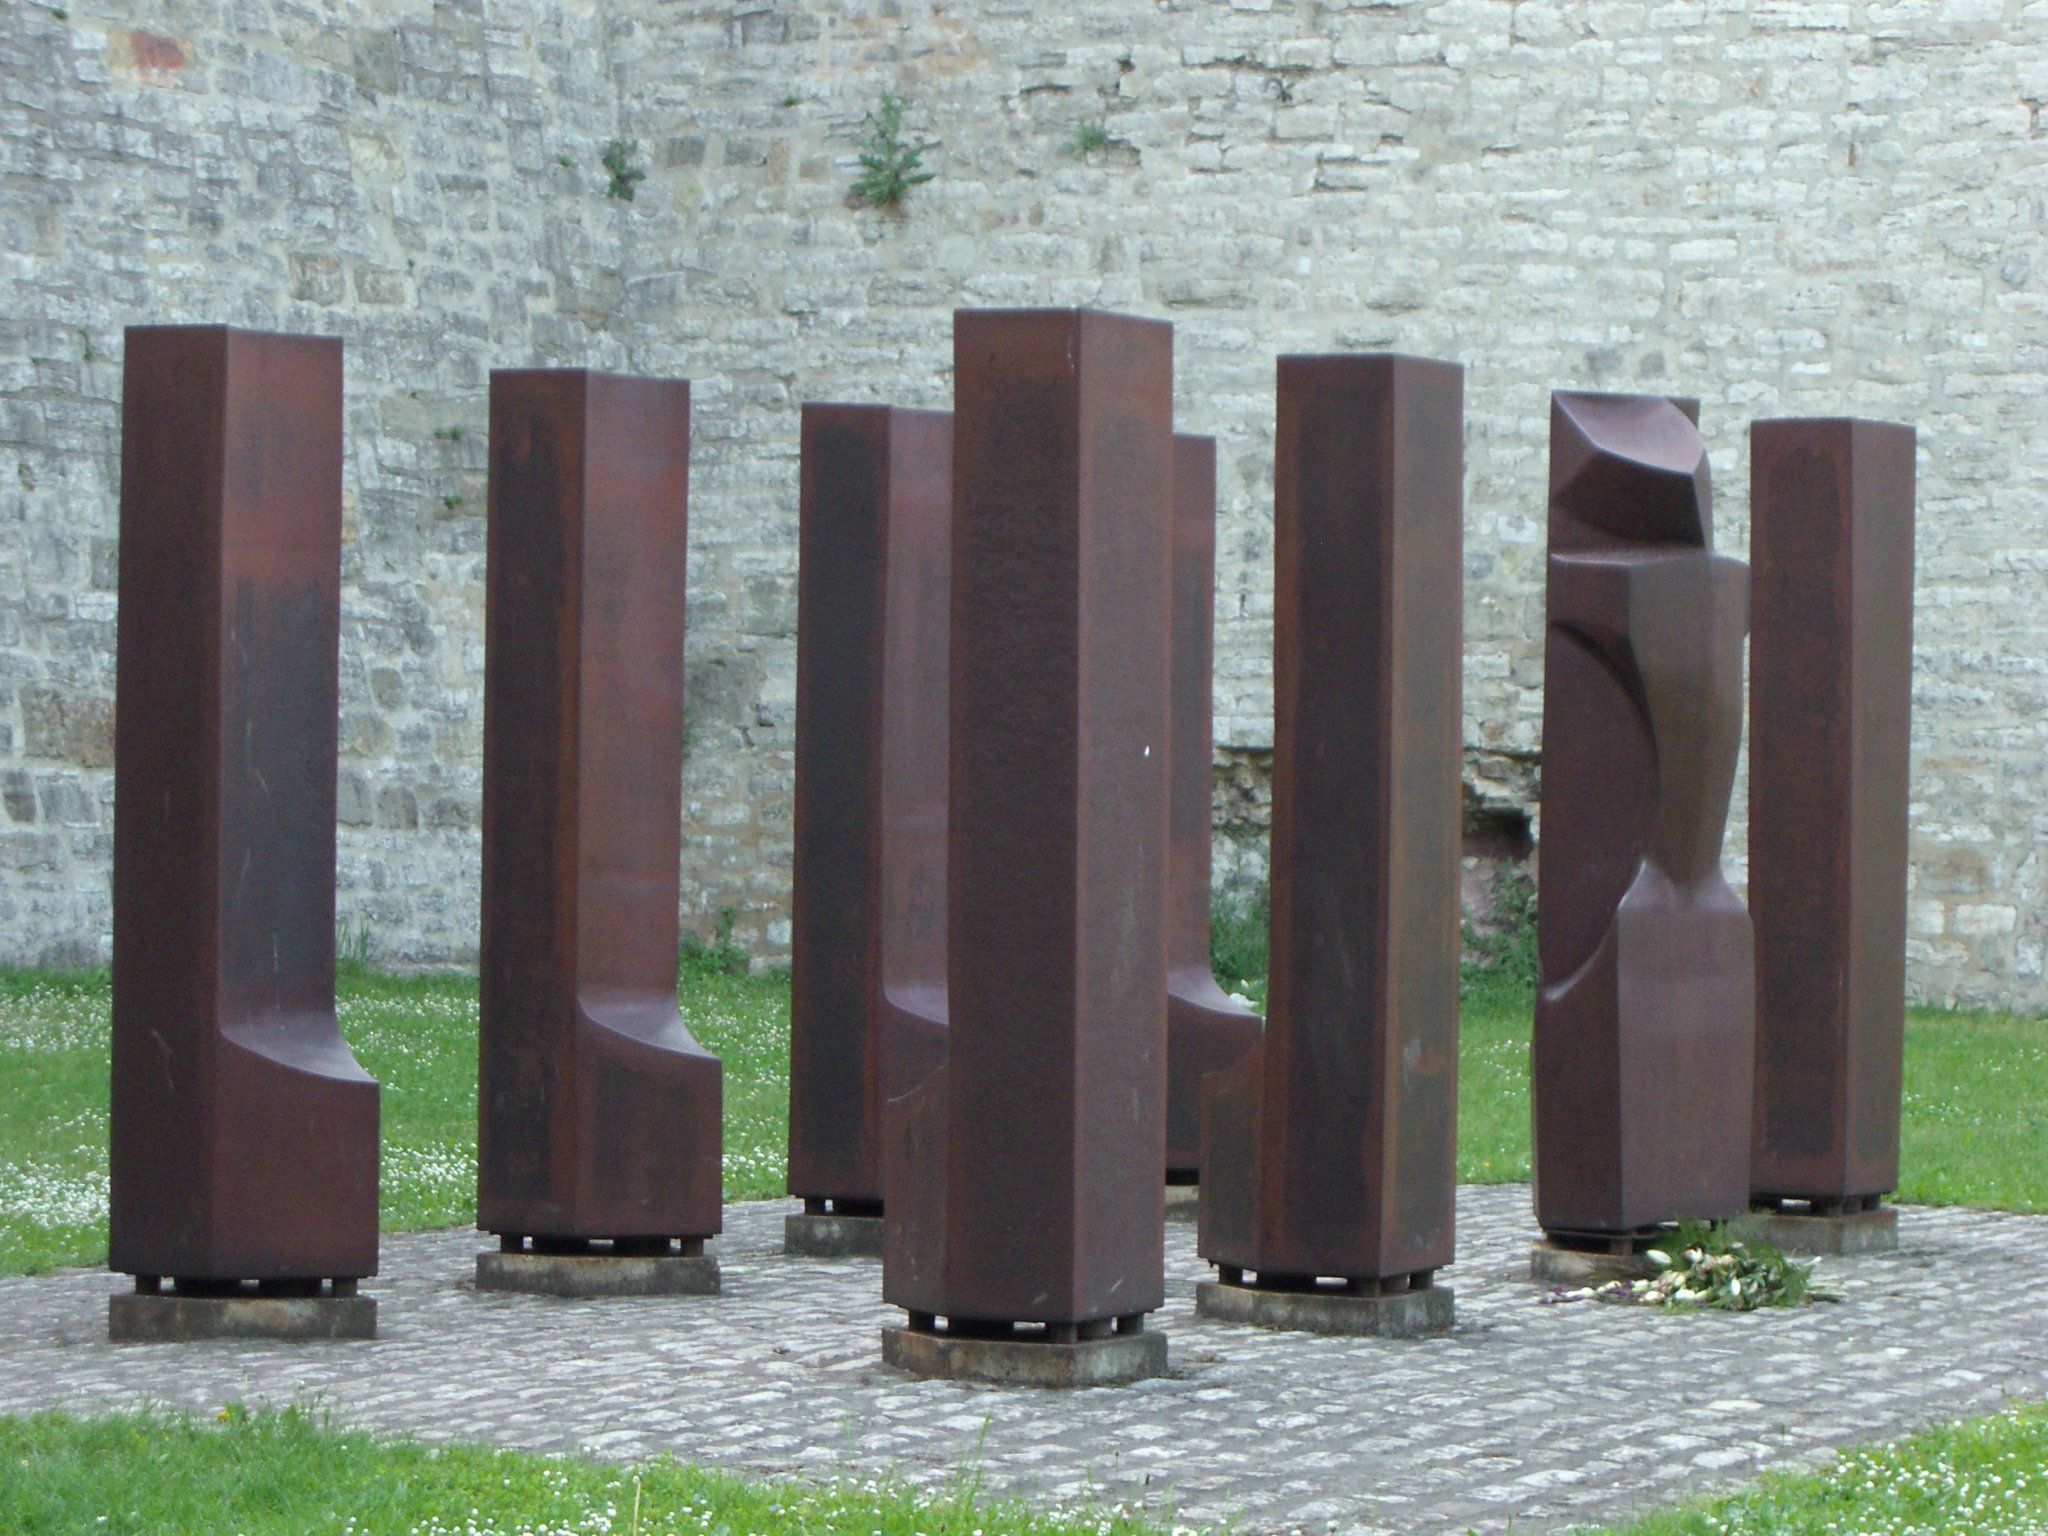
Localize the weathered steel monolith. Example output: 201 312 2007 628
1164 434 1263 1191
787 404 952 1258
109 325 380 1342
1531 391 1754 1285
475 369 722 1297
882 308 1173 1387
1196 355 1463 1336
1749 418 1915 1256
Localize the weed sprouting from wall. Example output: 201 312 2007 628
601 138 646 201
850 94 935 211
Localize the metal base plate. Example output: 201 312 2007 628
475 1251 720 1297
784 1212 885 1258
881 1324 1168 1387
1749 1203 1900 1256
1195 1278 1454 1337
109 1292 376 1342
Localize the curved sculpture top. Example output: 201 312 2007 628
789 404 951 1217
111 326 379 1289
477 370 721 1247
1533 391 1754 1243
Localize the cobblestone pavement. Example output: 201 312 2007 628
5 1187 2046 1535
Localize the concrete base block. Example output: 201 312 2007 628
1195 1279 1454 1337
475 1251 720 1297
109 1292 376 1342
881 1324 1168 1387
784 1212 884 1258
1164 1184 1200 1223
1749 1204 1899 1256
1531 1240 1665 1288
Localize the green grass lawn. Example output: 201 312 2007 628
1589 1400 2048 1535
0 1406 1163 1536
4 1401 2047 1536
1454 974 2048 1210
0 952 790 1277
2 954 2044 1276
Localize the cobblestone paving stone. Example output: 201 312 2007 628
4 1186 2046 1535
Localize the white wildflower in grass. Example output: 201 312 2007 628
384 1142 479 1215
0 980 112 1054
0 1159 109 1229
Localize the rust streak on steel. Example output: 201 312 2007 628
1750 419 1915 1211
1198 355 1463 1287
1533 391 1754 1244
1164 434 1262 1185
789 405 951 1218
478 370 721 1250
884 308 1172 1337
110 325 379 1291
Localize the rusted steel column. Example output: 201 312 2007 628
477 370 721 1259
1197 356 1462 1317
1533 392 1754 1248
1750 419 1915 1216
110 326 379 1297
788 405 951 1243
1164 433 1262 1185
883 309 1172 1378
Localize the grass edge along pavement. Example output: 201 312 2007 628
0 1405 1190 1536
6 1400 2048 1536
1576 1398 2048 1536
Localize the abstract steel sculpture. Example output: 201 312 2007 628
1165 433 1263 1187
476 369 722 1296
109 325 380 1342
1749 418 1915 1255
1531 391 1754 1277
882 308 1173 1386
788 404 951 1258
1197 355 1463 1336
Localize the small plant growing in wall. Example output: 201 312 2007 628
850 93 935 211
601 138 646 201
1069 119 1110 157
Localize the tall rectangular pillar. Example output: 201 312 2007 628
1164 434 1263 1184
1197 356 1462 1329
1532 392 1754 1249
883 309 1173 1383
1749 419 1915 1214
788 405 951 1251
477 370 721 1264
110 326 379 1305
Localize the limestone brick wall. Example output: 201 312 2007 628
3 0 2042 1006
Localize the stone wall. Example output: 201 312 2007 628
2 0 2043 1007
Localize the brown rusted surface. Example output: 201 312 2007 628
1533 391 1754 1242
789 404 951 1217
1198 355 1463 1286
128 30 187 70
1164 434 1263 1184
1749 419 1915 1208
884 308 1172 1337
110 326 379 1289
477 370 721 1247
